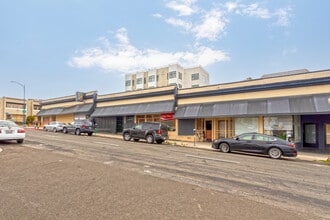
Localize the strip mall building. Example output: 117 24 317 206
37 69 330 150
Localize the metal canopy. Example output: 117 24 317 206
37 103 93 116
175 94 330 119
91 100 175 117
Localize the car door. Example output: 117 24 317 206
131 124 143 139
67 121 76 133
233 134 254 151
250 134 268 153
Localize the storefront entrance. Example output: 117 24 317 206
205 120 212 141
303 123 318 148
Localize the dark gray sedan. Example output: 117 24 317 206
62 119 94 136
212 133 297 159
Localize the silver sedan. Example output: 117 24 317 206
43 121 66 132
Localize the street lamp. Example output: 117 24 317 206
10 81 26 127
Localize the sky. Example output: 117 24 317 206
1 0 329 100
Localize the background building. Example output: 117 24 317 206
0 97 41 125
125 64 209 91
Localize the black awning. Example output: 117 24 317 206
60 103 94 115
37 104 93 116
91 100 175 117
175 94 330 119
36 108 64 116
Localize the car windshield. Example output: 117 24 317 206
0 121 18 127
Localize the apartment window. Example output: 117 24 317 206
168 71 177 79
178 72 182 80
137 78 143 84
6 102 24 109
192 84 199 88
148 75 156 82
125 80 131 86
192 73 199 80
132 80 134 86
34 105 41 110
144 77 146 84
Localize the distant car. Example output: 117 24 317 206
0 120 25 143
43 121 66 132
62 119 94 136
212 132 297 159
122 122 169 144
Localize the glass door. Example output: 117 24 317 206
303 123 318 148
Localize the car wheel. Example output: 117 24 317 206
133 138 139 142
268 147 282 159
146 135 154 144
53 128 57 132
17 139 24 144
88 132 93 136
63 127 68 134
75 129 81 135
220 143 230 153
123 133 131 141
43 127 47 131
156 140 163 144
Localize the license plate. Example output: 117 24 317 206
6 130 13 134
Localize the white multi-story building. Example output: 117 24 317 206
125 64 209 91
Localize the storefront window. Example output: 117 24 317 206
136 115 145 124
264 116 293 141
234 117 258 135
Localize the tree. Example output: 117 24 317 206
26 116 35 125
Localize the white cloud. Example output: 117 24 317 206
165 0 198 16
193 9 227 41
225 2 238 13
232 3 291 26
274 7 292 27
241 3 271 19
162 1 292 42
68 28 229 73
165 17 192 30
152 13 163 18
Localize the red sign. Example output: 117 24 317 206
160 113 174 121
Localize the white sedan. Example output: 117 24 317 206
0 120 26 143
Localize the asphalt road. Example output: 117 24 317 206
0 130 329 220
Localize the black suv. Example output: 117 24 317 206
62 119 94 136
122 122 169 144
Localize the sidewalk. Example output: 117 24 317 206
95 132 330 162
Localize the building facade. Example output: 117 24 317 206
91 86 177 134
36 91 97 125
125 64 209 91
0 97 41 125
22 68 330 150
174 69 330 150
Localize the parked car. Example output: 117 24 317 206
122 122 169 144
62 119 94 136
212 132 297 159
43 121 66 132
0 120 25 143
